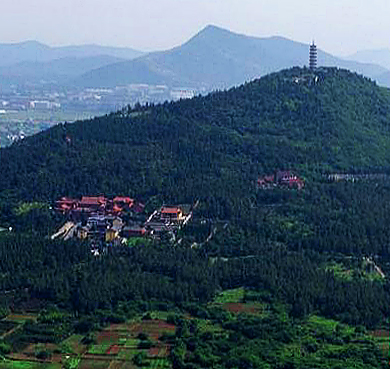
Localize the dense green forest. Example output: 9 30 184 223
2 67 390 204
2 67 390 367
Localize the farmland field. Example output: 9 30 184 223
76 319 174 368
211 288 266 316
78 359 111 369
0 360 61 369
148 358 170 368
61 334 86 354
0 312 176 369
213 287 245 304
372 329 390 358
222 302 264 315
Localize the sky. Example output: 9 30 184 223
1 0 389 56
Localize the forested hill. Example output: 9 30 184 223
2 67 390 204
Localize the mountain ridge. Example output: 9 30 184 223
0 41 144 68
0 55 125 85
76 25 389 89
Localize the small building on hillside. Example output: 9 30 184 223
113 196 134 207
111 197 135 214
79 196 107 212
55 197 78 213
257 175 276 189
106 228 120 242
258 170 304 190
146 221 168 238
77 226 89 240
160 206 185 222
276 170 304 189
122 225 147 238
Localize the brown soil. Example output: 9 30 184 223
79 358 112 369
223 302 262 314
107 345 121 355
5 314 37 322
148 346 160 357
105 320 175 341
96 331 120 345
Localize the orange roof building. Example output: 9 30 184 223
160 206 184 221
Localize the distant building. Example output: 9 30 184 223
106 228 120 242
122 225 147 238
30 101 60 110
170 89 196 101
258 170 304 190
79 196 107 212
160 206 185 222
309 41 317 70
55 197 78 213
112 197 134 213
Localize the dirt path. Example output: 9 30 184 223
364 257 386 279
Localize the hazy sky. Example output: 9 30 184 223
1 0 389 56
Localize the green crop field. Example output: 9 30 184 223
88 342 112 355
60 335 86 354
118 349 136 361
213 287 245 304
149 358 170 368
0 361 61 369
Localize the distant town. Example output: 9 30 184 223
0 84 200 146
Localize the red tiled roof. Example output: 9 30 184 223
161 207 180 214
80 196 106 205
56 197 77 204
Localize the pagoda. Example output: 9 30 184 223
309 41 317 70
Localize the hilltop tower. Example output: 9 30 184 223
309 41 317 70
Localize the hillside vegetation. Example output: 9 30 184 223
2 68 390 368
2 67 390 203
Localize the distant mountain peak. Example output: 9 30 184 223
191 26 295 46
0 40 49 49
193 24 243 39
202 24 231 33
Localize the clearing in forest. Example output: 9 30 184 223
212 288 266 316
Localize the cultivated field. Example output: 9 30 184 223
2 314 175 369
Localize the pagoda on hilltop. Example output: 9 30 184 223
309 41 317 70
